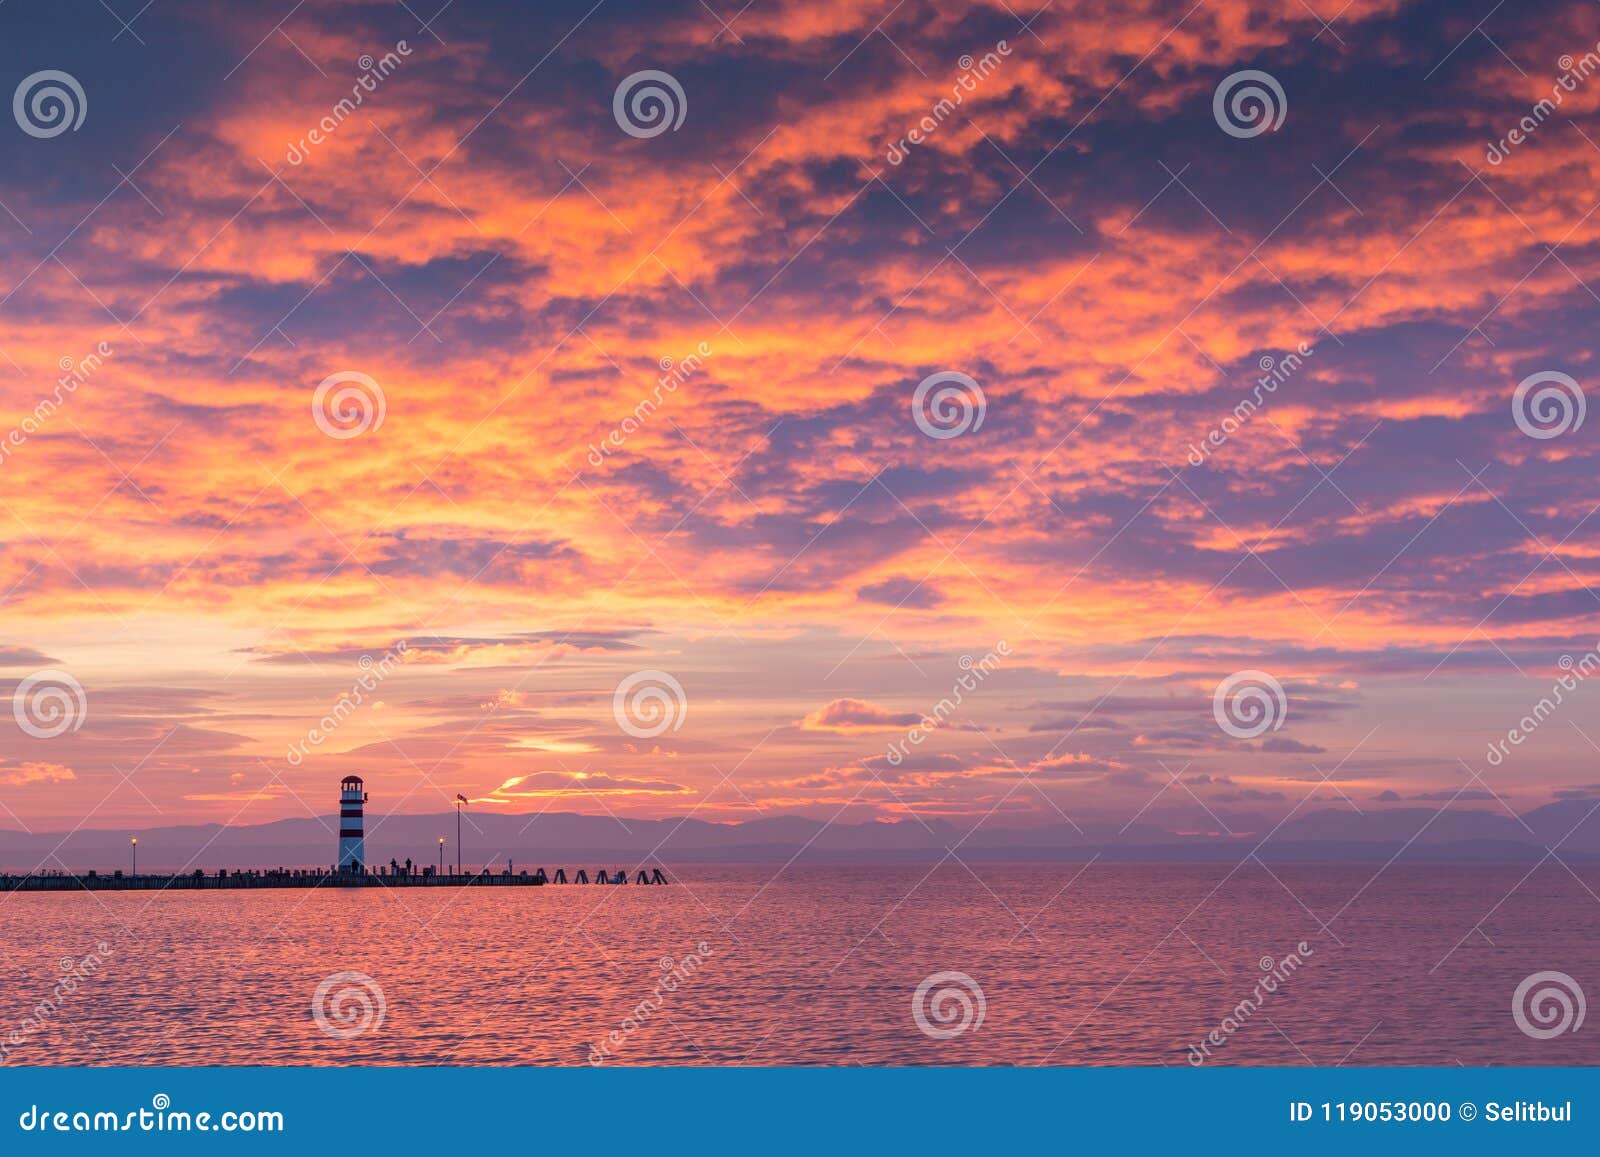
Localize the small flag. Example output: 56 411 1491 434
456 794 468 804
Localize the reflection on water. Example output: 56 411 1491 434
0 864 1594 1066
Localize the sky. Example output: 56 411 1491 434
2 0 1600 835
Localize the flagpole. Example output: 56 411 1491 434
455 796 463 875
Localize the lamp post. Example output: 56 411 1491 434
130 837 137 877
438 837 444 877
454 794 467 875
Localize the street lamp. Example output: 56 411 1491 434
130 837 137 877
455 794 467 875
437 837 444 877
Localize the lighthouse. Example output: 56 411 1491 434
338 775 367 873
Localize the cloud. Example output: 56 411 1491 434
0 761 77 787
3 0 1600 827
245 630 647 666
799 698 924 733
479 772 691 800
856 577 946 608
0 646 60 668
859 751 968 774
1260 736 1327 754
1024 753 1129 780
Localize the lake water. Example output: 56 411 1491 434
1 863 1595 1066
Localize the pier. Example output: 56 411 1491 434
0 866 670 892
2 776 671 893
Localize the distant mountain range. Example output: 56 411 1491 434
3 801 1599 872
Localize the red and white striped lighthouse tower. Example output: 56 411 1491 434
338 775 367 873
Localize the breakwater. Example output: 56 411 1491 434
1 866 669 892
